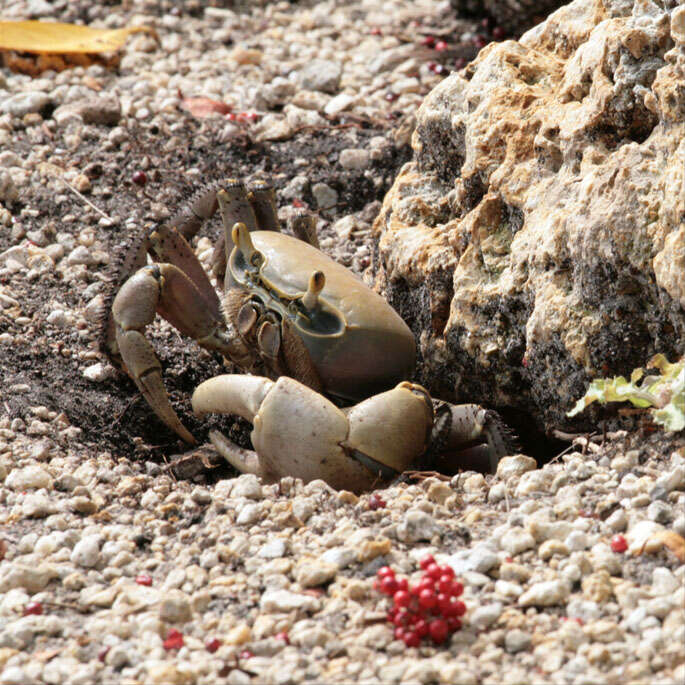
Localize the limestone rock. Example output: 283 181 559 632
374 0 685 432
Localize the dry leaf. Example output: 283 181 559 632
0 21 156 54
181 96 233 118
635 530 685 562
0 539 6 561
654 531 685 562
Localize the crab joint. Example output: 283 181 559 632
302 270 325 311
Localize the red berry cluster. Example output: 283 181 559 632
610 534 628 553
373 555 466 647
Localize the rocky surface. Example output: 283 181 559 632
1 1 684 684
374 0 685 435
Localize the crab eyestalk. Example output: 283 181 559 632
302 270 325 311
231 222 262 270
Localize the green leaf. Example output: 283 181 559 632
567 355 685 433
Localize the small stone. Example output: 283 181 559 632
324 93 355 115
396 509 440 542
582 571 613 603
82 362 114 382
519 580 570 607
224 623 251 646
539 539 569 560
470 602 503 630
647 500 672 524
53 95 121 126
295 560 337 588
296 59 341 94
230 46 262 65
338 148 370 170
257 539 289 559
69 496 97 515
501 527 536 555
260 589 320 613
159 590 192 623
70 535 101 568
236 502 261 525
565 531 590 551
0 92 50 117
312 183 338 210
652 567 679 595
515 470 552 496
505 629 531 653
496 455 537 479
232 474 262 499
66 245 94 266
426 481 453 505
321 547 356 570
6 465 52 490
495 580 523 599
0 564 58 593
463 473 486 492
22 492 56 518
0 170 18 204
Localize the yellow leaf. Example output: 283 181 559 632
0 20 156 54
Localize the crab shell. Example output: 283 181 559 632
226 230 416 401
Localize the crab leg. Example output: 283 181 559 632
112 263 252 443
432 403 519 472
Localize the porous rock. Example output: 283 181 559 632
374 0 685 432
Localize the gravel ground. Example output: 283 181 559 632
1 1 684 684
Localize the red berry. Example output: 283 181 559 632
435 40 448 51
426 563 442 580
492 27 505 40
437 575 453 594
429 618 449 644
437 593 452 615
384 91 398 102
205 637 222 653
403 630 421 647
481 18 490 29
163 629 184 650
421 36 436 48
370 27 382 36
450 600 466 617
451 580 464 597
226 112 237 121
387 607 398 622
393 610 409 627
22 601 43 616
132 170 147 186
396 577 408 592
377 566 395 579
473 35 487 48
394 626 405 641
369 493 386 510
380 576 398 595
239 649 254 660
274 631 290 644
415 619 429 637
447 617 462 632
439 565 455 579
135 573 153 586
97 646 110 662
419 589 437 610
611 535 628 553
427 61 438 72
393 590 411 608
419 555 436 570
433 64 450 76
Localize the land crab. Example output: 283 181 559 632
102 179 518 492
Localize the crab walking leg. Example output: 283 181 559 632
112 264 251 443
148 225 222 321
436 403 519 472
212 181 259 284
247 180 280 232
289 212 320 248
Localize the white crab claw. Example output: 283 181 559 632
191 374 273 422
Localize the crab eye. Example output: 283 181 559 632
250 252 263 268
